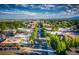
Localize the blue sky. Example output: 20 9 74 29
0 4 79 19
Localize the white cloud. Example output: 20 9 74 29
0 4 79 19
0 10 79 19
15 4 29 7
0 11 38 16
38 4 55 10
15 4 56 10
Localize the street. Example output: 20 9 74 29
24 24 56 55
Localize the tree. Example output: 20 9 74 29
50 35 60 49
75 37 79 48
64 38 71 50
71 39 75 47
46 36 51 47
56 41 66 54
29 24 38 45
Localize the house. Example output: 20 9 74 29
59 28 71 32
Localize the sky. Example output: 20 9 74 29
0 4 79 19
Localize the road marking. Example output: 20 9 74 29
32 49 56 52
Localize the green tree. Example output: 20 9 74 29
56 41 66 54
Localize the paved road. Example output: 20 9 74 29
25 27 56 55
32 38 56 55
